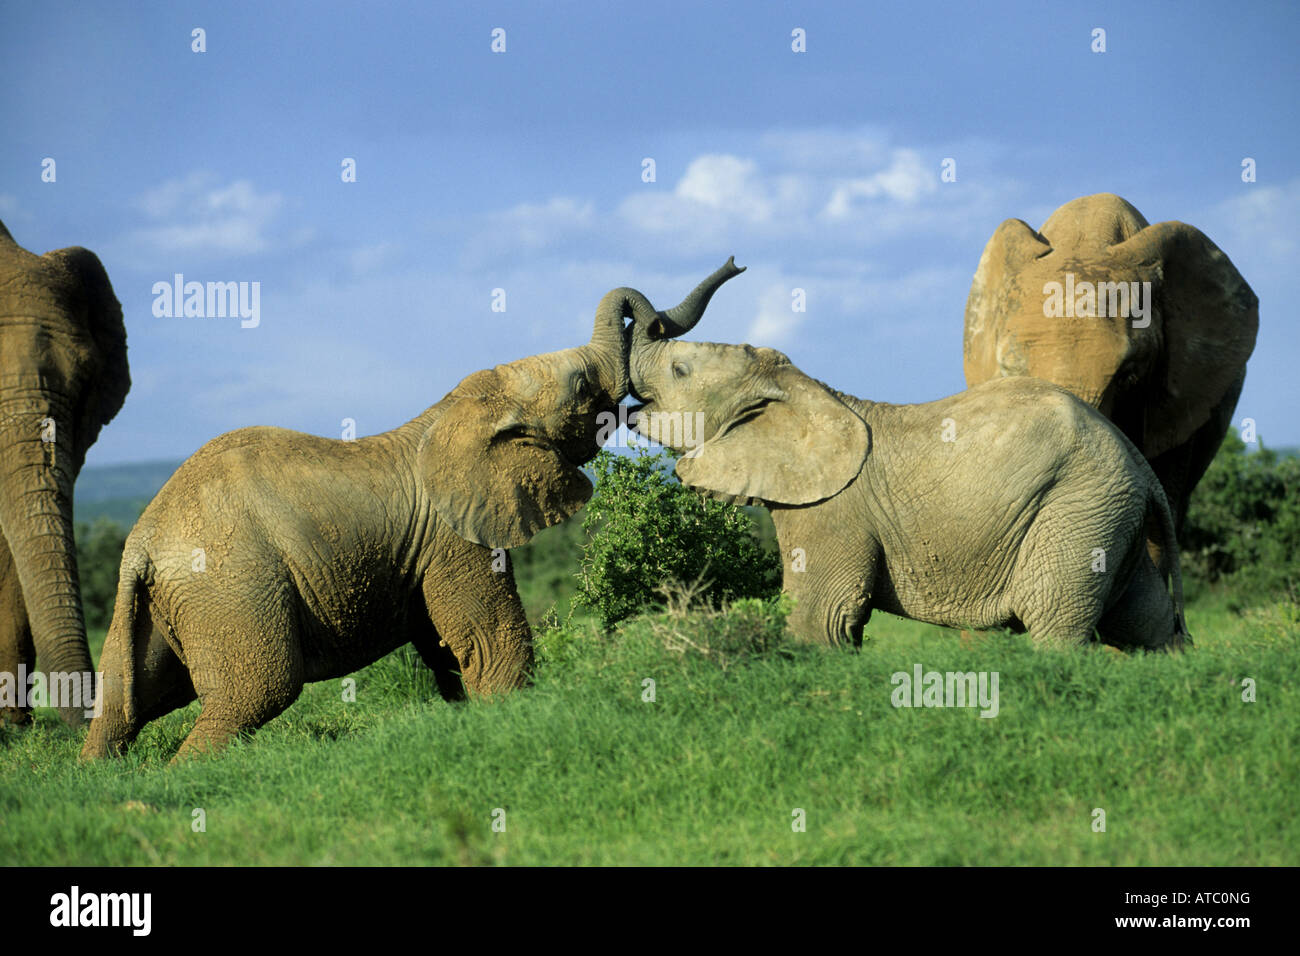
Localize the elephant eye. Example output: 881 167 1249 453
672 361 690 379
572 373 591 399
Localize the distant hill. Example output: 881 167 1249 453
75 459 181 527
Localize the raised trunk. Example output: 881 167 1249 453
613 257 747 399
650 256 747 339
0 409 94 726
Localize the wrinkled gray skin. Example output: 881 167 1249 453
628 260 1188 650
0 220 129 727
83 270 726 761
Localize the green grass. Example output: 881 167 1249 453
2 591 1295 866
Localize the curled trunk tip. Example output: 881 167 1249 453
652 256 746 340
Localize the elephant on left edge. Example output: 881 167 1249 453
0 220 130 727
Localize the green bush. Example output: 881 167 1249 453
74 517 129 630
1182 430 1300 602
574 449 781 628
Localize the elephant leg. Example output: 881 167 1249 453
82 596 195 759
1096 555 1182 651
409 613 466 702
171 601 305 761
0 536 35 726
1014 505 1126 647
422 542 533 696
1147 371 1245 565
776 524 877 647
1145 441 1194 575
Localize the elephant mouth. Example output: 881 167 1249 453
496 425 576 463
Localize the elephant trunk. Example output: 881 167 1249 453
627 257 746 398
587 289 642 400
589 257 747 401
0 400 94 726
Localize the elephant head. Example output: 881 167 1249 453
418 268 730 549
0 220 129 726
962 193 1258 529
626 258 869 507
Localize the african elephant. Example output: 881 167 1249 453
0 220 130 727
627 259 1187 651
81 268 725 760
963 193 1259 561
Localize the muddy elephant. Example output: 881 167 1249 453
963 193 1259 559
627 259 1187 651
0 220 130 727
82 268 726 760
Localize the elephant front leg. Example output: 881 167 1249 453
422 543 533 697
776 527 879 647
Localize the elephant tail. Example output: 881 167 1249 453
1151 483 1190 648
110 544 149 728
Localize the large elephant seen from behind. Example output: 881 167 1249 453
962 193 1258 555
0 220 130 727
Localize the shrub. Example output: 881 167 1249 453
647 585 793 672
574 449 781 628
1182 430 1300 602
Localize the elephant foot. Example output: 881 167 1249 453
80 718 130 760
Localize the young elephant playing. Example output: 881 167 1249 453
82 265 737 761
627 259 1189 651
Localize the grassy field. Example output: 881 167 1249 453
2 586 1295 866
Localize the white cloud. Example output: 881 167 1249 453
349 241 399 274
613 134 1005 253
674 155 774 222
127 172 286 257
1209 178 1300 265
823 149 938 218
747 282 807 345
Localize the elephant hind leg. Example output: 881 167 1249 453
82 595 193 759
1096 556 1181 651
1010 545 1105 647
171 612 305 762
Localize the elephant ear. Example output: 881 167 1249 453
418 369 592 550
44 246 131 470
675 364 869 506
963 218 1052 384
1110 221 1259 457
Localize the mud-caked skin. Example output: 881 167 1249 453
963 193 1258 567
628 261 1188 651
83 264 739 761
0 220 130 727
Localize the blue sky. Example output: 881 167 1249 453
2 0 1296 465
